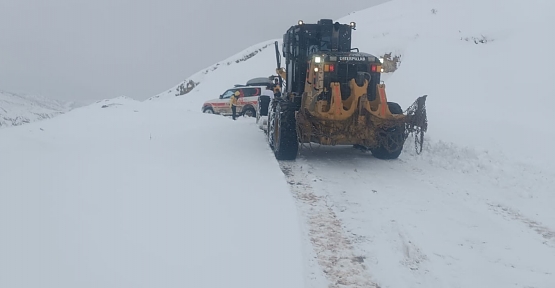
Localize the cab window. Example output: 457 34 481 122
242 88 260 97
220 89 237 99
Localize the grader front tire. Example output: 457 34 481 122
273 104 299 160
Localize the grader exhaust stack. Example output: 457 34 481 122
266 19 428 160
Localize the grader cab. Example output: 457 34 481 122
267 19 428 160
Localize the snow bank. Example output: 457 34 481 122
0 99 305 288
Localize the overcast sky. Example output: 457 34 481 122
0 0 387 102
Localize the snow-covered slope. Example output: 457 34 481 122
2 0 555 287
150 40 279 101
0 90 80 128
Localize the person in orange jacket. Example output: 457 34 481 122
230 90 239 120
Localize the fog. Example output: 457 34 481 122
0 0 387 102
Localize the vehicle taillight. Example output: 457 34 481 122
324 64 335 72
371 65 377 72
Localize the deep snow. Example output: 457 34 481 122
0 98 305 288
2 0 555 287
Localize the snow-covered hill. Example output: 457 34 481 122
149 40 278 100
1 0 555 288
0 90 81 128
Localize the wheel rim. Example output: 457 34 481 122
204 109 213 114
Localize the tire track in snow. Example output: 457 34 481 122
274 141 555 287
487 203 555 247
279 161 380 288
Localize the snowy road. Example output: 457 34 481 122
279 139 555 288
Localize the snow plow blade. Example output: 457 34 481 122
295 81 428 155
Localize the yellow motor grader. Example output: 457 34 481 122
267 19 428 160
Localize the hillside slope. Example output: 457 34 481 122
150 40 279 100
0 90 78 128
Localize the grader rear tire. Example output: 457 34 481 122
370 102 405 160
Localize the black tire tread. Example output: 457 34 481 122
242 107 256 117
370 102 404 160
273 104 298 160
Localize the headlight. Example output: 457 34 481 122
314 56 322 63
298 20 304 25
314 67 319 72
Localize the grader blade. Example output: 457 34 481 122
404 95 428 154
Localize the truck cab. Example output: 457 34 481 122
279 19 382 106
